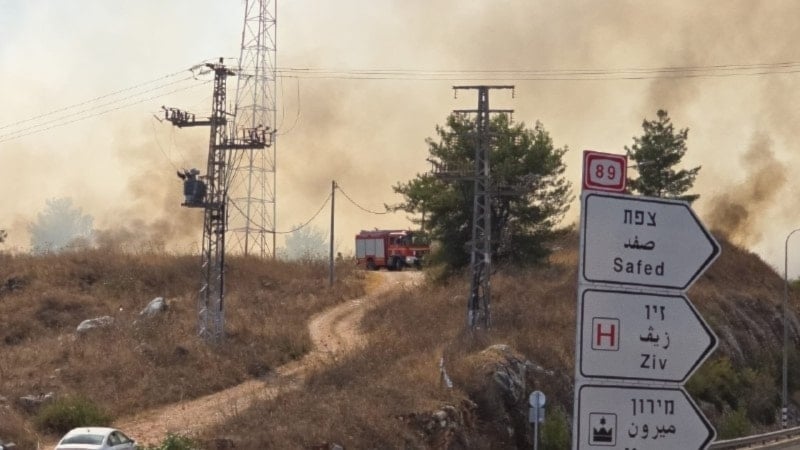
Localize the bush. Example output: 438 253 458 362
34 395 111 434
540 405 571 450
717 407 753 439
686 357 742 410
142 433 200 450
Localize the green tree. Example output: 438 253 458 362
28 197 94 254
280 224 328 261
393 113 572 270
625 109 700 202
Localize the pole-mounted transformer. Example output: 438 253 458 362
164 58 269 343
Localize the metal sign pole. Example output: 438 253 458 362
530 390 545 450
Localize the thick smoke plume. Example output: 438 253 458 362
707 134 787 245
4 0 800 269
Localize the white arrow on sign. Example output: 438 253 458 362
576 383 715 450
579 288 717 383
581 192 720 290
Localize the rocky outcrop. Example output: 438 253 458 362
140 297 168 318
16 392 54 414
76 315 114 334
403 345 556 448
399 400 476 449
459 344 554 449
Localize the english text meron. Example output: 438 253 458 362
613 257 665 276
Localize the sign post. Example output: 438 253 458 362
582 150 627 193
581 193 720 290
576 384 715 449
530 391 546 450
579 289 717 383
573 151 720 450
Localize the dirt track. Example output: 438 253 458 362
89 270 421 447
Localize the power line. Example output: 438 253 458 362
0 67 195 132
0 75 196 139
8 58 796 143
151 118 181 173
228 192 332 235
0 79 211 143
336 183 390 215
276 77 301 136
277 60 800 81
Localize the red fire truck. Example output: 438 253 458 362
355 229 430 270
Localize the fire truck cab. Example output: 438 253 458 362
355 229 429 271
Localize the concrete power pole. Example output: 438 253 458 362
165 58 268 342
229 0 278 258
453 85 514 330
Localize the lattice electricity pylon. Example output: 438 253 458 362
227 0 278 258
165 58 268 342
452 85 514 330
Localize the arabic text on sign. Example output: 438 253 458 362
627 423 678 440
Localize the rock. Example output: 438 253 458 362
17 392 54 414
462 344 550 448
0 438 18 450
76 316 114 334
309 443 344 450
400 400 475 448
140 297 168 318
481 344 529 405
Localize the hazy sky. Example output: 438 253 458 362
2 1 800 275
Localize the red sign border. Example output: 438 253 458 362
582 150 627 193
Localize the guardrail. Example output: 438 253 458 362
710 426 800 449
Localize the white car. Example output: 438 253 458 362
54 427 137 450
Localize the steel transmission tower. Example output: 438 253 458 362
165 59 268 342
453 85 514 330
228 0 278 258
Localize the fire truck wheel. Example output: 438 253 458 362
367 260 377 270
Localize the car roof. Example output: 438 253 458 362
63 427 117 436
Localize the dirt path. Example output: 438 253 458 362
93 271 421 447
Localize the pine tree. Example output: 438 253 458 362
626 109 700 202
393 113 572 270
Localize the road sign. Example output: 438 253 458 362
579 288 717 383
529 391 546 424
530 391 546 407
581 192 720 290
576 384 715 450
582 150 627 193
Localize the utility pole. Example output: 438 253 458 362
453 85 514 330
329 180 336 288
166 58 268 343
229 0 278 258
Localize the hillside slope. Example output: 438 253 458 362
0 250 366 447
1 234 797 448
195 232 800 448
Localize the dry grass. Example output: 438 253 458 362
2 230 793 448
202 230 799 448
0 248 364 445
202 242 582 449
